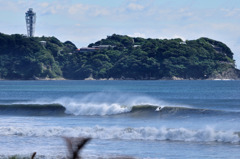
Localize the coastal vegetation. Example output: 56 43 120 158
0 33 239 80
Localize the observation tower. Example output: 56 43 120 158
25 8 36 37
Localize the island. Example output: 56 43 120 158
0 33 239 80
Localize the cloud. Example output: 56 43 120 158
221 8 240 17
68 3 110 17
210 23 240 33
128 32 146 38
91 7 110 16
39 2 49 8
8 1 68 16
127 3 144 11
0 0 22 11
68 4 89 15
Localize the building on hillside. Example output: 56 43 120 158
77 45 115 53
133 45 141 48
180 41 187 45
77 47 99 53
91 45 114 49
39 41 47 47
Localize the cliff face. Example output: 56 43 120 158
208 68 240 80
0 33 239 80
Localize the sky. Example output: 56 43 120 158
0 0 240 68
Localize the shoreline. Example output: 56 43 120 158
0 77 239 81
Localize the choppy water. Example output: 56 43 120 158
0 80 240 159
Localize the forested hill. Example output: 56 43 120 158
0 33 239 80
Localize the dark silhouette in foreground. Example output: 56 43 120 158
31 152 36 159
28 137 135 159
64 137 91 159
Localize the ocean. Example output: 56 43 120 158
0 80 240 159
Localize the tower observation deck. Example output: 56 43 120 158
25 8 36 37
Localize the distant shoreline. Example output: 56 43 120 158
0 77 239 81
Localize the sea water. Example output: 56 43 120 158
0 80 240 159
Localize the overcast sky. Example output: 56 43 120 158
0 0 240 68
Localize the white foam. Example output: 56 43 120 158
60 93 166 116
0 126 239 143
24 92 167 116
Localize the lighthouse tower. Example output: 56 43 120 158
25 8 36 37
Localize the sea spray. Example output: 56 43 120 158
56 93 165 115
19 92 168 116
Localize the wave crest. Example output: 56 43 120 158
25 93 165 116
2 93 237 116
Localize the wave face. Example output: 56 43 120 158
0 104 66 116
0 93 165 116
0 93 239 117
0 126 239 144
0 103 238 117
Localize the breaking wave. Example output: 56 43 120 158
0 103 238 117
0 126 239 144
0 93 238 117
0 92 164 116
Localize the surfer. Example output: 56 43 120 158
155 106 161 111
